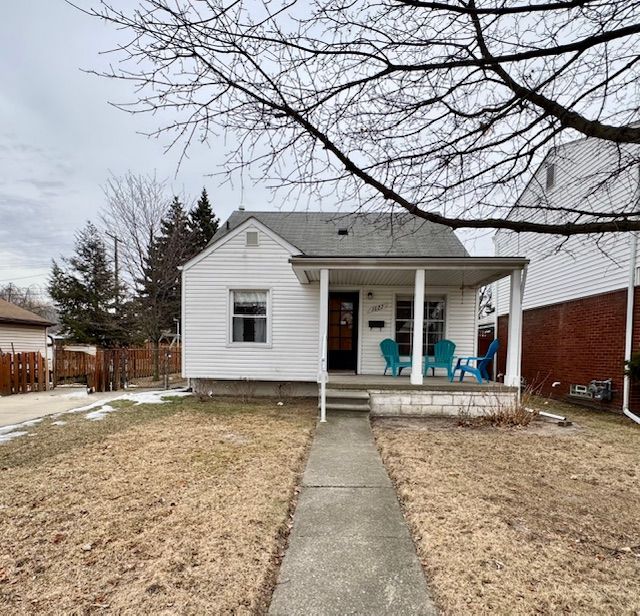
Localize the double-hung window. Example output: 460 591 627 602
395 296 446 357
231 290 268 343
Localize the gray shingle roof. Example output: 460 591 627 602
210 211 468 257
0 298 55 327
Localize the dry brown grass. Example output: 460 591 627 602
373 400 640 615
0 396 316 615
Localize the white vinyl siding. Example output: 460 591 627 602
0 324 47 355
495 139 640 315
183 223 478 381
183 225 319 381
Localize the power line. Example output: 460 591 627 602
0 272 50 284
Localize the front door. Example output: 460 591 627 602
328 292 359 372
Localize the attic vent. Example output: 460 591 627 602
338 228 349 236
246 231 259 247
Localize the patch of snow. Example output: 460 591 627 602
0 419 40 435
85 405 116 421
51 420 67 426
0 430 28 444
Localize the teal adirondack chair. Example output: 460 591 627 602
451 339 499 384
423 339 456 380
380 339 412 377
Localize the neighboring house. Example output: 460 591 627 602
181 211 527 416
494 137 640 417
0 298 55 359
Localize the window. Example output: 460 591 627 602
231 290 268 343
395 296 445 357
545 163 555 190
246 231 259 246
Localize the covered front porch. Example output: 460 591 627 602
291 256 528 419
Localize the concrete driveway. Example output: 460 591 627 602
0 388 125 428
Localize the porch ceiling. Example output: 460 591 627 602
290 256 528 288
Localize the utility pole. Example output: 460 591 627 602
105 232 122 310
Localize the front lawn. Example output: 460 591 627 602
373 402 640 615
0 396 316 615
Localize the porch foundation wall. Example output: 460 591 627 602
368 388 517 417
190 378 318 398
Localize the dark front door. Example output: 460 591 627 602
328 292 359 372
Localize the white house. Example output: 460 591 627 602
182 211 527 417
494 137 640 420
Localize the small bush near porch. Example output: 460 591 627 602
373 402 640 615
0 397 315 615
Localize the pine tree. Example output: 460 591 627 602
135 199 190 377
48 222 128 346
188 188 219 257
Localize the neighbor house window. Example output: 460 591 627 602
231 290 268 343
545 163 555 190
395 296 445 356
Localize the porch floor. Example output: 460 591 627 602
328 373 516 392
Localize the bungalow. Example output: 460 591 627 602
181 211 527 417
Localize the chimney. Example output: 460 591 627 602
238 204 245 211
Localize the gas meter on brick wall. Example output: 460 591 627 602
588 379 613 402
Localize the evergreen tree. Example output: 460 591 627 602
188 188 219 257
157 197 191 323
48 222 128 346
135 199 190 377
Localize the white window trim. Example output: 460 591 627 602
392 292 448 357
246 230 259 247
227 287 273 348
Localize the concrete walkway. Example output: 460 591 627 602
269 413 437 616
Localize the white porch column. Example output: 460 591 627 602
505 269 523 389
411 269 425 385
318 268 329 422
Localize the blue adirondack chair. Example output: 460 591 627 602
423 339 456 380
451 339 499 384
380 339 412 377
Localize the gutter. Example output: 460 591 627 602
623 231 640 424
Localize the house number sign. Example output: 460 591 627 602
367 304 387 313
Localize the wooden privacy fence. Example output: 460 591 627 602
0 352 48 395
54 346 181 392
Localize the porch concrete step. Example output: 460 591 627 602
325 389 370 400
323 401 371 413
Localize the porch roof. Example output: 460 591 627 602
290 256 529 288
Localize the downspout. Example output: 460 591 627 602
517 265 528 407
623 231 640 424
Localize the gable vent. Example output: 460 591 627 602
338 228 349 236
246 231 259 246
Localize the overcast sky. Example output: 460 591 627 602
0 1 493 295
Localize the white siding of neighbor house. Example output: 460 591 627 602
183 224 479 382
0 324 47 355
183 224 320 381
495 138 640 315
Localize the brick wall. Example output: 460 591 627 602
497 288 640 412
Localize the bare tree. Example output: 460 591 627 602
0 283 57 323
101 171 171 286
86 0 640 235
